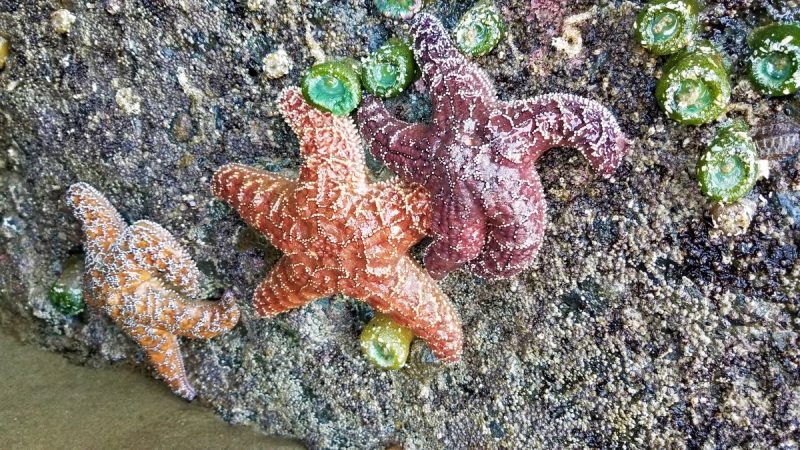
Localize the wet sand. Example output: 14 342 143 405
0 333 302 449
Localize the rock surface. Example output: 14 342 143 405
1 1 798 448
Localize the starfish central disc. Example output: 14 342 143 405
212 87 463 363
358 13 630 280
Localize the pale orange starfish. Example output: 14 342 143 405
212 87 463 363
66 182 241 399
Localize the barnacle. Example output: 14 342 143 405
51 9 76 34
170 112 196 143
0 36 8 70
262 48 293 80
656 40 731 125
752 115 800 159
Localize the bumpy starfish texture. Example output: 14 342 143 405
66 183 240 400
212 87 463 363
358 13 629 280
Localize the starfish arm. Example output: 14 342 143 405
358 96 434 185
120 220 202 298
277 87 368 185
411 14 497 127
123 324 195 400
492 95 629 175
423 192 486 280
468 173 547 279
66 182 126 258
363 256 463 363
252 257 327 318
212 163 294 243
165 289 241 339
411 13 472 83
124 285 240 339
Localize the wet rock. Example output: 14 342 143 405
169 111 196 143
0 1 799 449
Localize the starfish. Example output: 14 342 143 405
358 13 630 280
66 182 241 400
212 87 463 363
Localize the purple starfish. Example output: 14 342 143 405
358 13 629 280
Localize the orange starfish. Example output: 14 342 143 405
66 182 241 399
212 87 463 363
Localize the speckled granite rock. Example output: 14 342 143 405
1 1 798 448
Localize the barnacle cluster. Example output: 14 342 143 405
764 0 800 22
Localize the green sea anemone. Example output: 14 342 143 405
634 0 703 55
697 120 759 203
301 59 362 116
748 22 800 97
360 313 413 370
656 41 731 125
48 255 86 316
361 38 418 98
374 0 422 20
454 1 505 58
